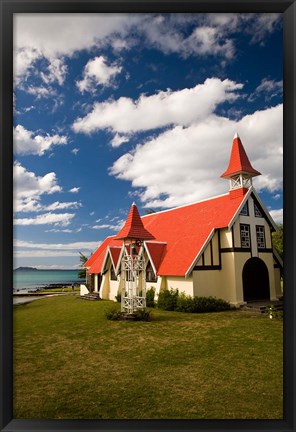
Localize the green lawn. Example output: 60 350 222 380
13 296 283 420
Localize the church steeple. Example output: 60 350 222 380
114 202 155 241
221 133 261 198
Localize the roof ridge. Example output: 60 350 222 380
141 192 229 218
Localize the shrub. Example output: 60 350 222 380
105 307 122 320
190 296 231 313
158 289 231 313
133 309 152 321
146 287 156 307
115 292 121 303
105 307 152 321
175 292 196 313
157 288 179 311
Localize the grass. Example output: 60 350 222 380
13 296 283 420
37 286 80 293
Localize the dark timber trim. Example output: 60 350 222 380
193 265 221 271
210 239 213 266
221 247 252 253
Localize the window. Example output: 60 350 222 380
146 262 157 282
254 203 262 218
240 202 249 216
110 266 117 281
256 225 265 249
240 224 250 248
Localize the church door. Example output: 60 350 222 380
242 257 270 302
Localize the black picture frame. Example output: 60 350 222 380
0 1 295 431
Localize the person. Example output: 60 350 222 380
72 284 74 292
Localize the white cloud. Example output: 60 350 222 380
14 212 75 226
76 56 122 93
109 104 283 208
45 228 82 233
269 208 283 224
92 219 125 231
110 133 130 148
14 125 67 156
184 26 234 59
14 161 61 202
71 148 79 155
69 187 80 193
14 239 100 252
14 14 133 85
14 250 80 258
13 162 82 216
24 84 57 99
248 78 283 102
73 78 243 134
14 13 281 91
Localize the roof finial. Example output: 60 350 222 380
132 201 136 206
234 132 240 139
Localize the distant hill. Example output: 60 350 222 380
14 267 38 271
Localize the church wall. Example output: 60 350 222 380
166 275 194 296
100 272 110 300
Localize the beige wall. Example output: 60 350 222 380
166 276 194 296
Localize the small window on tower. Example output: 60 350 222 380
240 202 249 216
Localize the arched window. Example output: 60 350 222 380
146 261 157 282
110 266 117 281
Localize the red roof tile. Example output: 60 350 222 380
142 193 245 276
87 192 246 277
221 133 261 179
109 247 121 269
145 242 166 274
114 203 155 240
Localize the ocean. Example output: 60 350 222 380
13 269 83 292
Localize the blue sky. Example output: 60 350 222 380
13 13 283 269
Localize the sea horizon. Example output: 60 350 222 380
13 268 83 292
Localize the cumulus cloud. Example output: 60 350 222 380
14 14 132 86
72 78 243 134
14 161 61 202
14 212 75 226
269 208 283 224
76 56 122 93
14 239 99 251
92 219 125 231
14 125 67 156
109 104 283 208
110 133 130 148
13 162 82 219
14 13 281 89
69 187 80 193
248 78 283 102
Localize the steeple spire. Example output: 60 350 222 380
221 133 261 198
114 203 155 241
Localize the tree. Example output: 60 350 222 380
78 252 88 279
272 224 283 259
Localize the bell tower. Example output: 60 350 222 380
221 133 261 199
114 202 155 315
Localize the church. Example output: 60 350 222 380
81 133 283 306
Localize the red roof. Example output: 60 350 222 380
109 247 121 269
221 133 261 179
87 192 246 277
114 203 155 240
142 193 245 276
145 242 166 273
